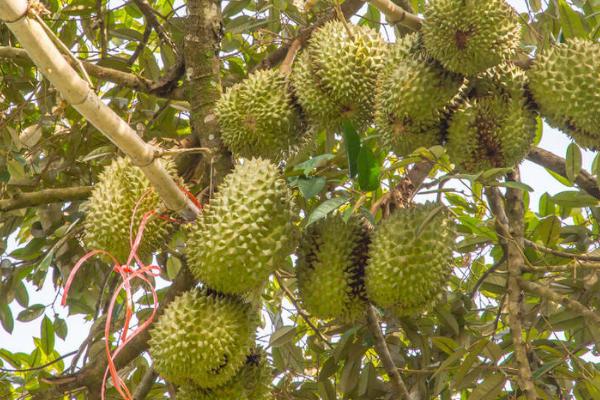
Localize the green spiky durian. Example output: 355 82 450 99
291 20 386 130
176 350 273 400
149 289 257 388
186 158 297 294
446 64 536 172
296 215 369 322
216 70 305 161
83 157 174 264
422 0 520 75
365 203 456 315
374 33 464 156
528 39 600 149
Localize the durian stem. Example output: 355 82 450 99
486 183 538 400
527 147 600 200
518 278 600 326
368 0 422 30
279 38 302 76
132 367 158 400
0 186 93 212
366 305 412 400
0 0 200 220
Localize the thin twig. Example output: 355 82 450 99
524 239 600 262
0 351 78 373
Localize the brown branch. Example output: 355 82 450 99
0 186 92 212
132 367 159 400
524 239 600 262
253 0 365 71
527 147 600 199
485 182 537 400
366 305 411 400
132 0 178 53
519 278 600 326
368 0 422 30
0 46 185 100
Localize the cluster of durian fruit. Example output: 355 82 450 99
217 0 600 169
79 0 600 397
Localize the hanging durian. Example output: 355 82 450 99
149 289 258 388
176 349 273 400
446 64 536 172
186 158 298 294
291 20 386 130
83 157 174 264
528 39 600 149
365 202 456 316
216 69 305 161
422 0 520 75
374 33 464 156
296 215 369 322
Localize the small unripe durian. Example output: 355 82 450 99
365 203 456 316
149 289 258 388
83 157 174 264
296 215 369 322
422 0 520 75
216 69 305 161
176 349 273 400
528 39 600 149
186 158 298 294
374 33 464 156
291 20 386 130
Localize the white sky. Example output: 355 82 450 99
0 0 595 376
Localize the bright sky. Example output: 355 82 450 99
1 0 594 376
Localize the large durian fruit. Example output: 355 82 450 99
83 157 174 264
177 349 273 400
216 69 305 161
296 215 369 322
528 39 600 149
186 158 298 294
422 0 520 75
149 289 258 388
374 33 464 156
446 64 536 172
365 202 456 316
291 20 386 130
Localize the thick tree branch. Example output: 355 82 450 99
253 0 365 71
368 0 422 30
486 182 537 400
0 186 92 211
519 278 600 326
366 305 411 400
527 147 600 199
0 46 185 100
0 0 200 219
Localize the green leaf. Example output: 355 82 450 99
166 257 182 280
17 304 45 322
552 191 599 208
357 146 380 192
539 193 556 216
306 196 349 226
342 121 361 178
40 316 55 355
469 373 506 400
297 176 326 199
269 326 296 348
557 0 588 39
0 303 14 334
294 154 335 175
534 216 561 247
54 317 68 340
14 280 29 308
566 142 582 183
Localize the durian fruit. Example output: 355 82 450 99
422 0 520 75
374 33 464 156
176 349 273 400
186 158 297 294
365 202 456 316
296 215 369 322
149 289 258 388
83 157 174 264
446 64 536 172
528 39 600 149
291 20 386 130
216 69 305 161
